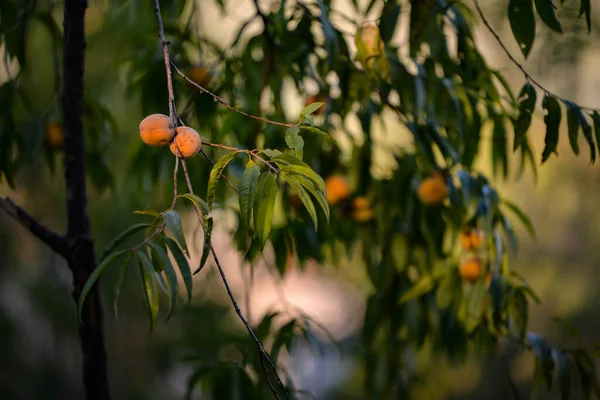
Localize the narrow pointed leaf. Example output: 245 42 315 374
513 82 537 150
290 173 330 222
299 102 325 120
283 174 319 229
162 210 188 255
164 236 193 302
552 349 572 400
253 172 278 249
181 193 210 216
238 161 260 236
398 275 434 304
113 251 134 322
579 0 591 34
572 104 595 163
207 151 242 210
534 0 563 33
99 223 152 262
592 112 600 156
566 101 581 155
541 94 561 163
298 125 336 143
194 216 213 274
79 249 129 321
503 199 536 238
138 251 160 330
508 0 536 58
148 241 179 320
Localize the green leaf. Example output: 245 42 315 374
285 126 304 159
534 0 563 33
579 0 591 34
272 154 326 188
133 209 161 218
503 199 536 238
528 332 555 389
99 223 152 262
398 275 434 304
298 124 337 144
299 103 325 122
162 210 189 255
164 237 193 302
510 289 529 340
148 241 179 320
138 251 160 331
113 251 134 322
78 249 129 322
492 115 509 179
541 94 561 163
239 161 260 236
253 172 278 249
567 102 595 163
508 0 536 58
465 280 486 333
207 151 242 210
592 112 600 156
552 349 572 400
289 173 330 222
282 174 319 229
181 193 210 216
566 101 581 155
195 216 213 275
513 82 537 150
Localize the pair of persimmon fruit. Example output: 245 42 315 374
139 114 202 158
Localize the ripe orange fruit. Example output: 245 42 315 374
188 66 212 88
325 175 351 205
459 257 483 283
459 229 484 251
46 122 64 149
304 95 327 115
139 114 174 147
417 172 448 205
352 196 374 221
169 126 202 158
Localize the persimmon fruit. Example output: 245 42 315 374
139 114 174 147
169 126 202 158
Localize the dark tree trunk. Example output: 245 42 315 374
62 1 110 399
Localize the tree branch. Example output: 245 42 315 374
472 0 600 112
0 197 69 258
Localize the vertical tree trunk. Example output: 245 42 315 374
62 0 110 398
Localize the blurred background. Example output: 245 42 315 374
0 0 599 399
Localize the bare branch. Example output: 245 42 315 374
153 0 178 122
472 0 600 112
0 197 69 258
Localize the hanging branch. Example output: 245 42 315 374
0 197 68 257
152 1 290 398
472 0 600 112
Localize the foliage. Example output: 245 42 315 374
1 0 600 398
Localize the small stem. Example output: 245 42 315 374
131 223 166 252
170 156 179 209
200 149 239 194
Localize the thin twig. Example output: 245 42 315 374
180 158 290 399
0 197 69 258
131 222 166 252
472 0 600 112
154 0 177 122
170 156 179 209
171 61 296 128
